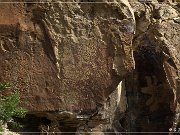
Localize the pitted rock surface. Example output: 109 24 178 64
0 0 180 134
0 0 135 115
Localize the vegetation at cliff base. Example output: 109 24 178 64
0 82 27 132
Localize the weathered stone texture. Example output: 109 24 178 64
0 0 135 132
0 0 180 134
126 0 180 132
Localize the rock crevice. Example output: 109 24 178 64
0 0 179 134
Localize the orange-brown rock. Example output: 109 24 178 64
0 0 135 126
1 0 179 134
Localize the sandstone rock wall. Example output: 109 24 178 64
0 0 135 112
126 0 180 133
0 0 135 133
0 0 179 134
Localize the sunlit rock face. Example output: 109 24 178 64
1 0 179 134
0 0 135 131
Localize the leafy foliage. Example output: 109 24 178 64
0 83 27 131
0 83 12 90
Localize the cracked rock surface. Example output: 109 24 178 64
0 0 179 134
0 0 135 133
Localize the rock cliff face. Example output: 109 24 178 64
0 0 179 134
126 0 180 133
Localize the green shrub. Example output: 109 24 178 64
0 83 12 89
0 83 27 131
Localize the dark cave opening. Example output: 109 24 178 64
8 114 51 133
126 46 175 133
8 114 79 135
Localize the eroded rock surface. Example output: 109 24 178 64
126 0 180 133
0 0 135 133
0 0 179 134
